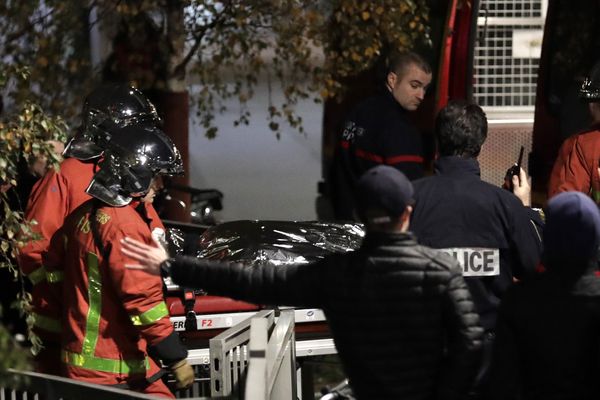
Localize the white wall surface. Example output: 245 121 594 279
188 84 323 222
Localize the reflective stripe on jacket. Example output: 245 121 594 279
20 158 165 347
44 199 175 385
19 158 96 341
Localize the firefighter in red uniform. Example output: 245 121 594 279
43 122 193 397
17 84 167 374
548 61 600 201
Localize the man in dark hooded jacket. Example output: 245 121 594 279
488 191 600 400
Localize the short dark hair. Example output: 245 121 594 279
386 51 432 80
435 100 488 158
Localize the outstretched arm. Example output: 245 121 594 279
120 236 329 308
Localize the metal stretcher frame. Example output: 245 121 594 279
169 308 327 333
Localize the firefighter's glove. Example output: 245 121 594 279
169 358 195 389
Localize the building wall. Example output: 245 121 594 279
187 84 322 222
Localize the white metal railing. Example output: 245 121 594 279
209 309 273 397
208 309 297 399
245 310 296 400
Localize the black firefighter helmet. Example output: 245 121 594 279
86 122 183 207
63 83 161 160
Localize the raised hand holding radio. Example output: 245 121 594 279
503 145 525 191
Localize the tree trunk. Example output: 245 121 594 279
153 91 191 222
159 0 191 222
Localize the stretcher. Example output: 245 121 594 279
166 220 364 363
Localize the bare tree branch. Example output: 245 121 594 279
174 0 233 74
3 7 56 49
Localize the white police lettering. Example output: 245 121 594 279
439 247 500 277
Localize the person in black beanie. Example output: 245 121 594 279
121 165 483 400
488 191 600 400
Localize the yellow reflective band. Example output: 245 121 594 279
27 267 47 285
62 350 149 375
82 252 102 356
46 271 64 283
130 302 169 326
33 313 61 333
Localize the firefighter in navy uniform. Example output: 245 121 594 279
409 100 543 397
17 84 168 374
330 51 433 220
42 123 193 397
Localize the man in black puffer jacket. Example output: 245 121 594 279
121 166 484 400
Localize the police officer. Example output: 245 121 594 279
548 60 600 201
330 51 433 220
43 123 192 397
17 84 169 374
409 100 543 397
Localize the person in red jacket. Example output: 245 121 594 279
548 61 600 201
43 122 192 397
17 84 169 374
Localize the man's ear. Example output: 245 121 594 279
400 205 413 231
386 71 397 90
402 205 413 222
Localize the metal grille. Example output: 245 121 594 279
474 25 540 108
479 123 532 187
473 0 546 111
482 0 543 18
